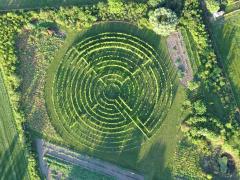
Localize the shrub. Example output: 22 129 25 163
148 7 178 36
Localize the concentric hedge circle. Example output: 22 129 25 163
48 23 175 152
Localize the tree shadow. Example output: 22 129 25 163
137 142 173 180
0 134 29 179
85 125 145 168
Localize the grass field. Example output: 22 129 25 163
211 11 240 107
0 69 29 180
43 22 187 179
0 0 104 10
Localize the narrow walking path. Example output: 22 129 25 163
167 31 193 86
36 139 144 180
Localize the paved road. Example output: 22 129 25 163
36 139 144 180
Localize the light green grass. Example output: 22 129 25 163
44 22 187 179
211 11 240 107
0 69 29 180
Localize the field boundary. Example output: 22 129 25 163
36 139 144 180
0 67 30 179
209 20 240 110
200 1 240 112
0 0 101 11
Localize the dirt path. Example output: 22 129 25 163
167 31 193 86
36 139 144 180
35 139 50 179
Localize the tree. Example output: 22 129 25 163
147 0 165 8
108 0 125 15
193 100 207 115
187 81 200 91
205 0 220 13
148 7 178 36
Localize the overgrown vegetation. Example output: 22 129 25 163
0 13 39 178
17 23 65 138
179 0 240 178
44 154 115 179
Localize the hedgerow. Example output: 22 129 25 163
180 0 240 177
0 13 39 179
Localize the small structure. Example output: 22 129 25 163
212 11 225 20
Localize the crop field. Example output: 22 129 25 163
0 70 29 179
46 22 177 152
211 11 240 107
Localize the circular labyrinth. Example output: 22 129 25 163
48 24 175 152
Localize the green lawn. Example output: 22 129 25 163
0 69 29 180
43 22 187 179
211 11 240 107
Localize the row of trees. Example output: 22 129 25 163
26 0 179 36
180 0 240 177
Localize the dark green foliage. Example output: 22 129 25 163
180 0 240 176
97 0 149 27
147 0 165 7
148 7 178 36
0 0 101 10
29 6 97 31
205 0 220 13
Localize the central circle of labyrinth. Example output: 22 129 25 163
104 84 120 100
50 25 175 152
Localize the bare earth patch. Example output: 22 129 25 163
167 31 193 86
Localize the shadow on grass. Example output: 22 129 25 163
137 142 173 180
0 134 29 179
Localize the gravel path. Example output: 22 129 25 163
36 139 51 179
36 139 144 180
167 31 193 86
